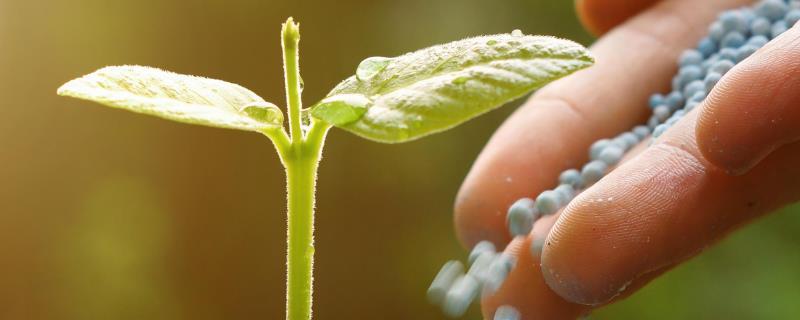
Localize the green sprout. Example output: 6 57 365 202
57 17 592 320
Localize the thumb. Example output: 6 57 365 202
697 25 800 175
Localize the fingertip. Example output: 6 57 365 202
696 26 800 175
540 127 710 305
540 192 638 306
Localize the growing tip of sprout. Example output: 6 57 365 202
282 17 301 41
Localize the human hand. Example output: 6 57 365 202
453 0 800 318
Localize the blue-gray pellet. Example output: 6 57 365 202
581 160 607 186
772 20 788 38
751 17 772 36
666 114 681 126
654 105 670 121
559 169 583 189
468 250 495 283
787 10 800 26
633 125 651 139
648 94 664 109
495 253 516 271
720 10 748 33
742 7 756 24
677 65 703 89
647 116 660 129
748 35 769 47
721 31 746 48
494 306 521 320
685 100 700 112
428 260 465 305
617 132 640 150
653 124 669 138
665 91 684 109
710 60 735 74
689 91 707 103
535 190 560 215
697 37 717 57
719 48 739 62
704 72 722 92
719 47 738 61
482 254 516 295
507 198 538 237
701 55 718 73
589 139 611 160
792 0 800 10
736 44 759 62
443 275 480 318
679 49 703 66
598 145 624 166
709 21 726 42
683 80 706 98
611 136 630 152
468 240 496 265
756 0 789 21
554 184 575 205
669 111 687 125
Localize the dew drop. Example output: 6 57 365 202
299 75 305 92
511 29 523 37
452 76 469 85
241 101 283 124
310 94 371 126
356 56 391 81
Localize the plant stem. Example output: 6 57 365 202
284 145 317 320
276 17 332 320
278 121 329 320
282 17 303 144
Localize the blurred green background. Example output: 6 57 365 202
1 0 799 319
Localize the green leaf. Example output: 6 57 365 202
310 32 593 143
57 65 283 132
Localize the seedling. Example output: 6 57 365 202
57 18 592 319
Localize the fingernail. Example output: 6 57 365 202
700 130 782 176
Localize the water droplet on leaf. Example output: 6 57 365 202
453 76 469 85
310 94 371 126
241 101 283 124
356 56 391 81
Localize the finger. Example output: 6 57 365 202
697 25 800 175
454 0 751 250
541 110 800 306
576 0 661 36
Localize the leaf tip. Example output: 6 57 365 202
56 77 83 98
55 83 69 96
